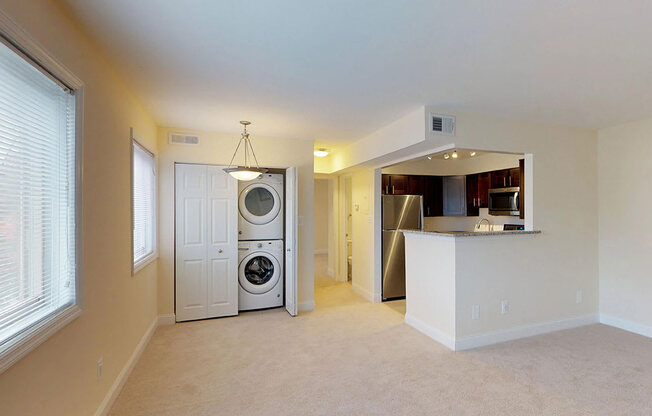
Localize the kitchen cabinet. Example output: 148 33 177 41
490 168 520 188
442 176 466 216
423 176 443 217
519 159 525 219
382 174 390 194
466 174 479 216
477 172 491 207
407 175 424 195
382 174 413 195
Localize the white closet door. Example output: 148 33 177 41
175 164 237 322
206 166 238 317
285 167 298 316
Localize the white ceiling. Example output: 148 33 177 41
60 0 652 145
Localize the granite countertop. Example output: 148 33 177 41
400 229 542 237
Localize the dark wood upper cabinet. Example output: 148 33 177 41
388 175 409 194
491 169 510 188
477 172 491 208
519 159 525 219
407 175 424 195
466 174 479 216
382 174 391 194
509 167 520 187
423 176 443 217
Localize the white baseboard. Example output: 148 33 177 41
455 313 599 351
314 249 328 255
157 314 176 326
298 300 315 312
95 317 158 416
600 313 652 338
351 282 382 303
405 314 455 350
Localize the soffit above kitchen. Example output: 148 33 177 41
60 0 652 145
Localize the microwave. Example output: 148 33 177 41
488 187 520 216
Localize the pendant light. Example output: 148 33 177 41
223 121 268 181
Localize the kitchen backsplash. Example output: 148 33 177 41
423 208 524 232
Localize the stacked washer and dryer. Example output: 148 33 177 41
237 173 285 311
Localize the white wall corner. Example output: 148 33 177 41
599 314 652 339
298 300 316 312
405 314 456 350
351 282 381 303
314 249 328 255
454 313 599 351
95 317 158 416
157 314 176 326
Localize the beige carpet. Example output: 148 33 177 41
108 255 652 415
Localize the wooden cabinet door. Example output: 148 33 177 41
477 172 491 208
466 174 479 216
407 175 424 195
509 167 520 187
382 174 390 194
389 175 409 195
443 176 466 216
491 169 510 188
423 176 443 217
519 159 525 219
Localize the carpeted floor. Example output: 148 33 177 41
108 255 652 415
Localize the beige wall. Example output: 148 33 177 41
313 179 329 252
0 1 159 415
598 118 652 334
157 126 315 315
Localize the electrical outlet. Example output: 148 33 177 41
97 357 103 380
471 305 480 320
501 300 510 315
576 290 583 304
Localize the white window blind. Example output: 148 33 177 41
0 40 77 352
132 140 156 269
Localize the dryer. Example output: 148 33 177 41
238 173 284 240
238 240 284 311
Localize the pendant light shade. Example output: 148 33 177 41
223 121 268 181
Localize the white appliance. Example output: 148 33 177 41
238 173 284 240
238 240 284 311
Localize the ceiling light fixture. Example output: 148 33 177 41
427 156 432 160
452 151 458 159
444 153 450 160
470 151 477 157
314 148 329 157
223 121 268 181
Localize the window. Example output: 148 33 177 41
0 28 81 372
132 138 157 272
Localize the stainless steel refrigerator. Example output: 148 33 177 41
382 194 423 300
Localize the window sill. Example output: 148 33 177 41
0 304 82 375
133 251 158 275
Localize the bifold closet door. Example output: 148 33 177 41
175 164 238 322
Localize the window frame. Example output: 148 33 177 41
131 130 158 274
0 10 84 374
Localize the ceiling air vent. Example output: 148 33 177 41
168 132 200 145
430 114 455 136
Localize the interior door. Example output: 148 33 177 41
175 164 238 322
285 167 298 316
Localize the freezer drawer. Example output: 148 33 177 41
382 230 406 300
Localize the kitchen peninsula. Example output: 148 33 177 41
402 228 546 351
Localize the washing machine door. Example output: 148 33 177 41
239 252 281 294
239 183 281 225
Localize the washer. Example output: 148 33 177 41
238 240 284 311
238 173 284 240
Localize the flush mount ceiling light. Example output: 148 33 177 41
314 148 329 157
451 151 458 159
443 153 450 160
223 121 268 181
427 155 432 160
470 151 477 157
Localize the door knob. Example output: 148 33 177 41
287 248 291 252
218 249 223 253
